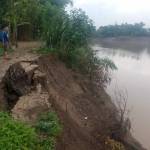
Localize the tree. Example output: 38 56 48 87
96 22 149 37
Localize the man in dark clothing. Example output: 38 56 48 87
0 26 9 58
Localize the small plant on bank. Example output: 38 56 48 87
36 112 62 136
36 112 62 150
36 47 57 55
0 112 37 150
37 137 55 150
0 111 62 150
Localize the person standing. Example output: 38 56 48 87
0 25 10 59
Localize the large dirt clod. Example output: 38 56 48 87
12 92 51 124
1 61 46 109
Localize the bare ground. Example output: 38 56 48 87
0 42 41 80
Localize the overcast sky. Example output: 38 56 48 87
72 0 150 28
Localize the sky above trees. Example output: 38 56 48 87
73 0 150 27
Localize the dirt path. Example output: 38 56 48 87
0 42 41 80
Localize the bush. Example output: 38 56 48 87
88 57 117 87
39 5 117 87
0 112 62 150
36 112 62 137
36 112 62 150
37 47 56 54
0 112 37 150
37 137 55 150
37 46 117 87
60 46 117 87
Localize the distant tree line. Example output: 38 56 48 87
96 22 150 37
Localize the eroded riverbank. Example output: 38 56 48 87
92 37 150 149
0 42 145 150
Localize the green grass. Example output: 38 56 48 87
0 112 62 150
0 47 4 56
36 47 56 54
0 112 37 150
37 137 55 150
36 112 62 150
36 112 62 137
0 47 14 56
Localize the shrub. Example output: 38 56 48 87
37 137 55 150
39 6 117 86
37 47 56 54
36 112 62 149
35 112 62 150
88 56 117 87
0 112 37 150
36 112 62 137
38 46 117 87
0 112 62 150
62 46 117 86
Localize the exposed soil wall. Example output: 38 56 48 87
0 52 146 150
38 55 146 150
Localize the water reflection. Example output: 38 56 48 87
92 40 150 150
92 37 150 54
92 45 141 60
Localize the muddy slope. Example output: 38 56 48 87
38 55 145 150
0 48 145 150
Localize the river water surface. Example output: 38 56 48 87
92 38 150 149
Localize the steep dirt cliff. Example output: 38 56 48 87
38 55 146 150
0 43 146 150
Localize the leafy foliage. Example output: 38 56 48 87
96 22 149 37
36 112 62 137
37 137 55 150
87 56 117 87
42 8 95 50
0 0 116 86
0 112 62 150
36 112 62 150
0 112 37 150
36 1 116 86
0 0 72 42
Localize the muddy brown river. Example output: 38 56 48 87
92 37 150 149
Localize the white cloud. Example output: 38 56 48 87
73 0 150 27
117 0 150 14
